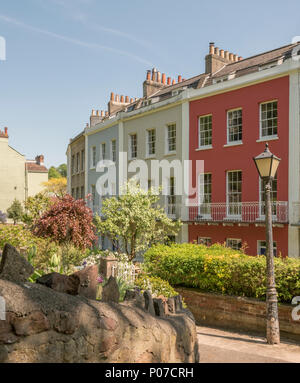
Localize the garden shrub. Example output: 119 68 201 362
143 243 300 303
135 273 178 298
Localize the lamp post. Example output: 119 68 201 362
253 143 281 345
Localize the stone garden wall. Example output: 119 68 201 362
0 245 199 363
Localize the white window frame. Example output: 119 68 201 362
226 170 242 218
226 238 242 250
197 237 212 246
110 139 117 162
146 128 156 158
227 108 243 145
259 175 278 220
129 133 137 160
198 173 212 218
100 142 106 162
257 240 277 257
90 146 96 169
81 149 85 172
166 177 176 218
165 123 177 154
259 100 278 140
91 185 96 210
198 114 212 149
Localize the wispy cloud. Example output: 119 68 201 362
46 0 154 49
0 13 154 66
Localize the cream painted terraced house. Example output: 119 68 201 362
0 128 48 215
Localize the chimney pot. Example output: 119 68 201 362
130 98 134 103
116 94 120 102
125 95 129 103
157 71 161 83
101 110 104 117
178 75 182 83
209 42 215 54
220 49 225 58
172 79 176 85
225 50 229 60
120 95 125 103
105 111 109 116
162 73 166 84
234 54 239 62
4 127 8 136
96 110 100 116
214 47 220 55
91 109 95 116
167 77 171 85
151 70 156 81
110 92 114 101
238 56 243 61
229 53 234 61
146 70 151 81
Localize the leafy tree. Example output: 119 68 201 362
42 178 67 198
33 195 97 271
0 211 7 224
23 192 53 227
48 166 62 179
57 164 67 178
7 199 24 225
94 183 182 261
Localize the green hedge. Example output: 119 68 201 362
143 243 300 303
135 273 179 298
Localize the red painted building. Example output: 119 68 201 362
187 43 300 257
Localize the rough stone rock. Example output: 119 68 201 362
101 276 120 303
153 298 166 317
0 244 34 284
124 288 145 309
174 295 183 311
167 297 176 314
0 278 199 363
143 290 155 316
36 273 80 296
11 311 50 336
73 265 98 300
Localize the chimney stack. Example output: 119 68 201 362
35 155 44 166
205 42 241 74
143 67 166 97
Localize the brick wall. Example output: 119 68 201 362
176 287 300 342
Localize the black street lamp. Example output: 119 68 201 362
253 143 281 345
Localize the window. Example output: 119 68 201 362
226 238 242 250
147 129 156 156
198 237 212 246
227 171 242 216
101 143 106 161
111 139 117 162
258 241 277 257
91 185 96 209
198 115 212 148
76 187 79 200
81 150 85 171
166 177 176 217
91 146 96 168
81 186 84 199
76 153 80 173
199 173 212 217
71 188 75 198
260 101 278 138
129 134 137 159
227 109 242 143
71 155 75 175
260 174 277 216
166 124 176 153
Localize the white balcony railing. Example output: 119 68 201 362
189 201 288 223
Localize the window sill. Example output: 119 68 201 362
146 154 156 160
195 146 213 151
223 141 243 148
164 152 177 157
90 167 96 170
256 136 279 143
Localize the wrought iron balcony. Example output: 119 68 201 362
188 201 288 224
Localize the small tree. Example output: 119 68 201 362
94 183 182 261
57 164 67 178
23 192 52 227
42 178 67 198
33 195 97 271
0 211 7 224
48 166 62 179
7 199 24 225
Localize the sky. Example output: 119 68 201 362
0 0 299 167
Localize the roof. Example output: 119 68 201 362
26 162 48 173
